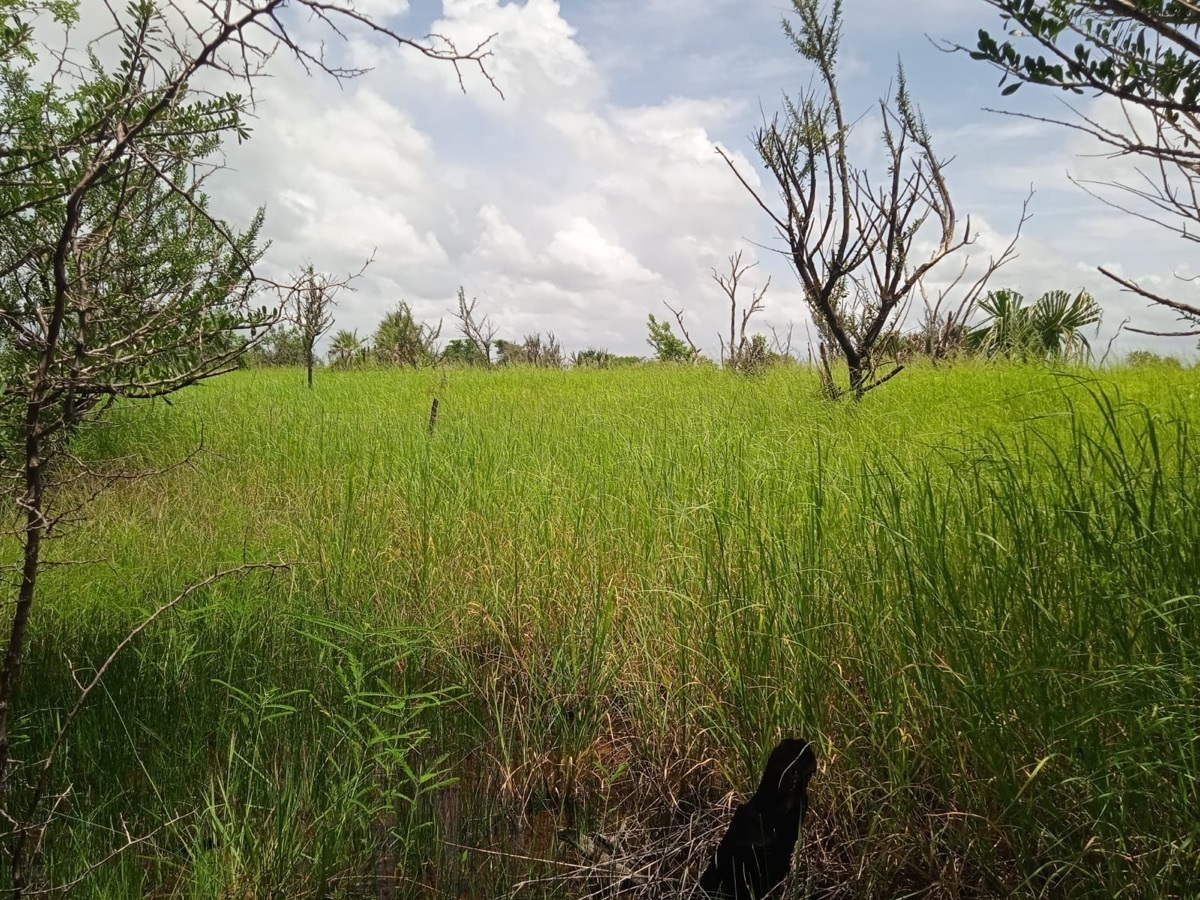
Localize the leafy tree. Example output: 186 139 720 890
961 2 1200 338
1126 349 1183 369
442 337 489 366
0 0 496 888
646 314 696 362
0 5 272 886
967 288 1102 361
373 302 441 367
246 326 307 366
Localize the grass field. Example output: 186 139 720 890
8 361 1199 897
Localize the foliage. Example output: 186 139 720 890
971 1 1200 109
1126 349 1184 369
571 348 616 368
967 288 1103 361
441 337 490 367
0 122 268 444
246 326 308 367
728 333 772 376
373 302 441 367
0 0 75 63
0 0 272 476
646 314 696 363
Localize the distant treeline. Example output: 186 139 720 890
245 292 1192 374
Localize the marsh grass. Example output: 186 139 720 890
4 362 1198 897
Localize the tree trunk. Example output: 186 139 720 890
0 405 48 897
847 353 867 400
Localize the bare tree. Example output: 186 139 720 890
662 302 702 360
714 251 771 372
719 0 974 398
453 285 498 367
286 263 341 388
767 322 797 359
917 190 1034 361
0 0 497 891
957 2 1200 338
496 332 564 368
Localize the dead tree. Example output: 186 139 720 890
719 1 973 398
453 285 498 367
286 264 341 388
714 251 771 372
917 189 1034 361
662 302 702 360
767 322 796 359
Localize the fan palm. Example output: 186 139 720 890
328 329 363 369
968 288 1101 362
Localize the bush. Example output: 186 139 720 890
496 333 563 368
245 326 308 367
571 348 616 369
442 338 489 367
1126 350 1183 369
646 314 696 363
373 302 441 367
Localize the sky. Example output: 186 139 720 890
123 1 1200 359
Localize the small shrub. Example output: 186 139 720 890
1126 350 1183 369
571 348 616 369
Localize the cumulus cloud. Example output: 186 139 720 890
191 0 1194 360
205 0 793 356
544 217 659 285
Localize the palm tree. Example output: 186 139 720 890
1032 290 1103 360
328 329 363 369
968 289 1102 362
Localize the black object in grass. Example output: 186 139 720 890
698 738 817 899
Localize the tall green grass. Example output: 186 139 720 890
5 361 1198 897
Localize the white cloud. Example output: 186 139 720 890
472 204 535 267
544 217 659 284
182 0 1197 360
346 0 410 17
389 0 602 112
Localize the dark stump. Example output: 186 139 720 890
698 738 817 899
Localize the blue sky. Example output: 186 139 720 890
211 0 1198 360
